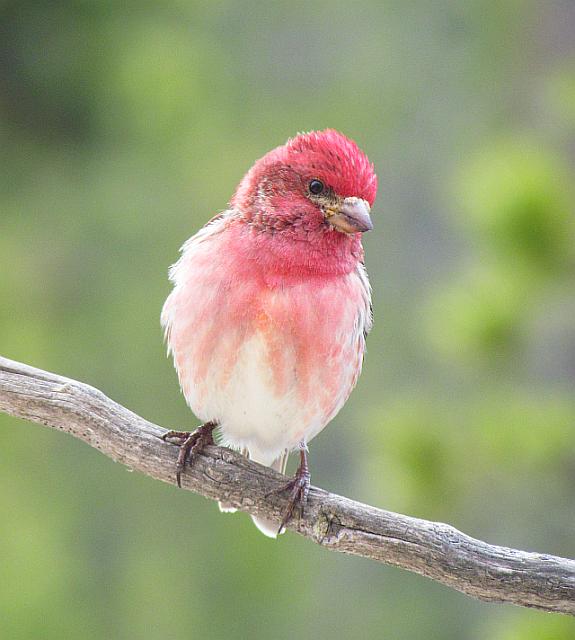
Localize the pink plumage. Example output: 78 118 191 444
162 130 377 536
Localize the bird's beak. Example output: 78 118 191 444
325 197 373 234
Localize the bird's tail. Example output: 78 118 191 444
218 448 289 538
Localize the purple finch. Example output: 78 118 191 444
161 130 377 536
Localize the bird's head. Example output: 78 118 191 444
231 130 377 237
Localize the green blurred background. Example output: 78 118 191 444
1 1 574 638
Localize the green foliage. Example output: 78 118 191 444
425 262 531 361
455 139 574 273
425 136 574 366
481 609 575 640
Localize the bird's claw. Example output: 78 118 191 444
278 471 310 534
161 430 193 444
161 421 217 488
267 450 311 534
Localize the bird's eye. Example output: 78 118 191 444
308 179 325 195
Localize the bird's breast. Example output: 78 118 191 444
162 223 370 458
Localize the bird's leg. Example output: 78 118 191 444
271 448 311 534
161 421 217 488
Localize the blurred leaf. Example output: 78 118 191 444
424 262 531 363
481 609 575 640
454 138 575 274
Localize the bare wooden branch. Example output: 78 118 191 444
0 355 573 614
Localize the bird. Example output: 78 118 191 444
161 129 377 537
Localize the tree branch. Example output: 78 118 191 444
0 355 573 614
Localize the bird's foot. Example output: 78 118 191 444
268 449 310 534
161 421 217 488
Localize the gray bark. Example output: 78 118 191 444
0 355 573 614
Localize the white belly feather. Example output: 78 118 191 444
188 332 316 466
